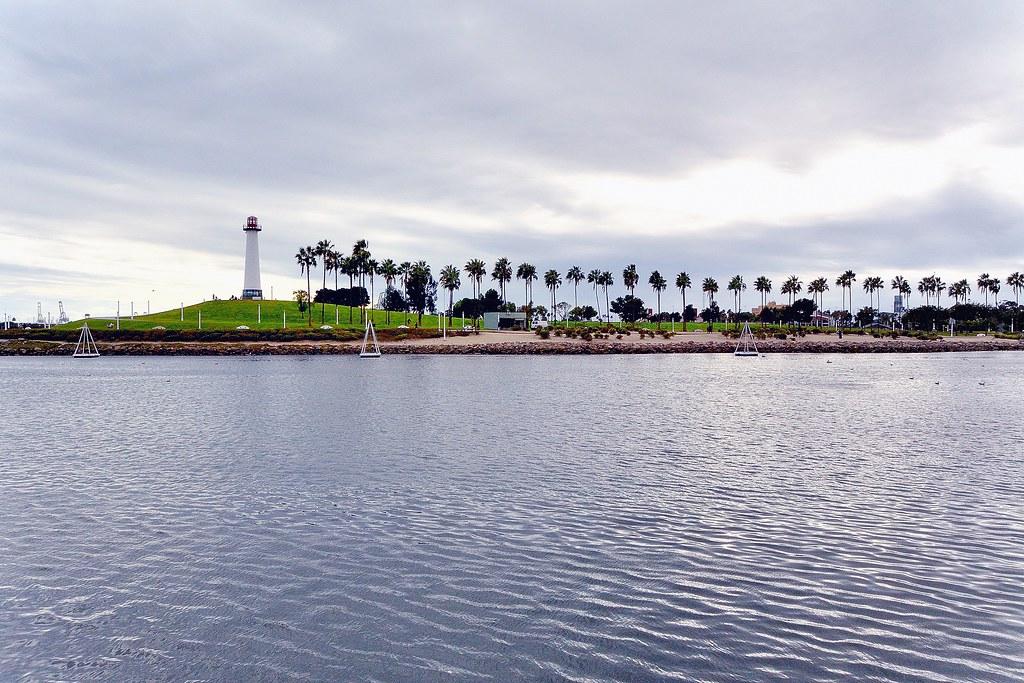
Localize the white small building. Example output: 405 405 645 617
483 312 527 330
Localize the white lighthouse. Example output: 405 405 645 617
241 216 263 300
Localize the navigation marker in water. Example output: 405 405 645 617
734 321 759 357
73 323 100 358
360 320 381 358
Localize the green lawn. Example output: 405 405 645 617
63 301 982 337
62 300 464 332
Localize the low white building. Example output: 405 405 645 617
483 312 527 330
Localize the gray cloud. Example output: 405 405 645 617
1 1 1023 316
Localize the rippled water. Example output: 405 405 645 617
1 354 1023 681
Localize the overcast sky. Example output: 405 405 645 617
3 1 1024 319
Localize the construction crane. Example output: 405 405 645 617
36 302 45 324
57 301 69 325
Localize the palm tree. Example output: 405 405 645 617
754 276 772 327
544 269 562 321
808 277 829 322
727 275 746 327
492 258 512 304
295 246 317 326
439 265 461 322
566 266 585 322
378 258 399 323
947 280 962 306
328 248 344 322
464 259 486 302
399 261 412 322
623 264 639 296
836 270 856 316
977 273 991 305
1008 271 1023 305
341 255 358 323
676 272 692 330
702 277 719 308
934 277 946 308
599 271 614 323
366 258 378 315
782 275 802 305
350 239 372 323
949 279 970 306
868 276 885 314
516 262 538 327
1007 272 1023 332
1007 270 1024 305
649 270 667 329
862 278 873 313
314 239 334 322
323 248 340 292
587 269 603 319
891 276 907 313
990 278 1001 305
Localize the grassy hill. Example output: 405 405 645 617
62 300 455 332
58 299 735 334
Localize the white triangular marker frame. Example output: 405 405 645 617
360 320 381 358
73 323 100 358
734 321 759 357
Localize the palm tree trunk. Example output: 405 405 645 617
321 268 327 323
573 284 578 325
307 271 313 326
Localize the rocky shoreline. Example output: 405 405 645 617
2 336 1022 356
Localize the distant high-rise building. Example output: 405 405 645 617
893 294 905 315
241 216 263 300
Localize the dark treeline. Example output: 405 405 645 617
313 287 368 308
